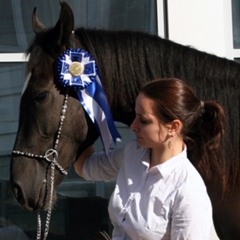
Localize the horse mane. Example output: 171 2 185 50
75 27 240 191
26 25 240 192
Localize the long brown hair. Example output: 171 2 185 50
140 78 226 187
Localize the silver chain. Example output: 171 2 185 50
12 93 69 240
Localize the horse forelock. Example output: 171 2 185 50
26 36 60 92
21 72 31 95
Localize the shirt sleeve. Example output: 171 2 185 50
82 146 124 181
171 188 213 240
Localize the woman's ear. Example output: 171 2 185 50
169 120 182 135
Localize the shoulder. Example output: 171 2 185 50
179 148 206 191
159 149 206 194
181 160 207 191
172 159 211 210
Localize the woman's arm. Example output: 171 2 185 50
75 142 128 181
74 146 95 177
171 191 213 240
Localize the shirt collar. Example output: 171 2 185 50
156 146 188 178
134 141 188 177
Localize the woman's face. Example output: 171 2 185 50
130 93 169 148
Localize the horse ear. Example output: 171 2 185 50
32 7 46 33
53 1 74 47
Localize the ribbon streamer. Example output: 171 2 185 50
56 48 121 152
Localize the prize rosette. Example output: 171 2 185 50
56 48 96 91
56 48 121 152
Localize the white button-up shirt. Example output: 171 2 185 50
82 140 214 240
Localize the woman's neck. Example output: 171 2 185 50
150 140 184 168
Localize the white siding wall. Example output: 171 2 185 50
158 0 234 60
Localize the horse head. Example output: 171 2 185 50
10 1 99 211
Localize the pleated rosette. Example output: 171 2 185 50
56 48 121 152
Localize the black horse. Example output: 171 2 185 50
10 1 240 239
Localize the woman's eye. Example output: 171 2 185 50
140 118 148 124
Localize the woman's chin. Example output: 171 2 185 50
137 139 146 147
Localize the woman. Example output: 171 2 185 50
75 78 224 239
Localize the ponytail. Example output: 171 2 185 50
201 101 225 150
185 101 226 185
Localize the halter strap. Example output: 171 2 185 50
12 93 69 240
12 149 67 176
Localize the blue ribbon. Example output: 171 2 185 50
56 48 121 152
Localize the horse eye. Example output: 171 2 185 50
34 91 49 103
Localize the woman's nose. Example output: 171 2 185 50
130 119 137 132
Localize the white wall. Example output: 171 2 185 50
164 0 234 59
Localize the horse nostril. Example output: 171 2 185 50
12 182 25 206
